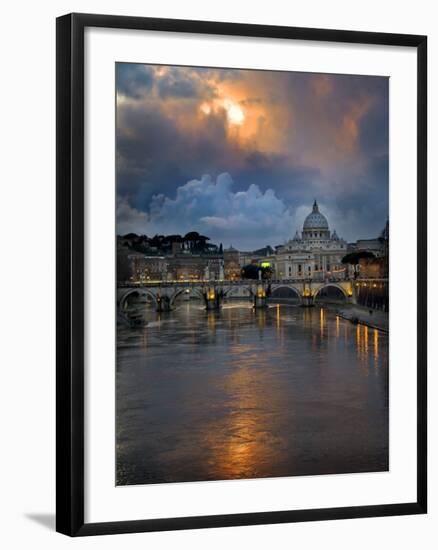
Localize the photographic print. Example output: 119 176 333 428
116 63 389 486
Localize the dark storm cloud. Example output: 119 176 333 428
116 64 154 99
156 67 214 99
158 74 199 98
116 64 389 247
116 100 231 208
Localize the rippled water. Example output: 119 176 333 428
116 301 388 485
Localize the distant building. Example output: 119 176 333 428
117 244 135 282
357 220 389 278
171 241 183 255
355 238 385 258
116 206 388 284
128 254 168 282
223 246 241 280
239 246 274 269
274 200 348 281
358 256 386 278
166 254 224 281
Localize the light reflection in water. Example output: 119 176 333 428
303 307 312 326
374 329 379 368
364 325 369 355
207 311 216 332
352 324 376 374
206 354 274 480
356 324 361 360
255 308 266 331
116 301 389 485
276 304 283 346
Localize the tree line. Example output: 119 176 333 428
120 231 223 255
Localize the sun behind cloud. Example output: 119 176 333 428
199 98 245 126
223 99 245 125
116 63 389 245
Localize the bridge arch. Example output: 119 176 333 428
269 284 302 302
169 287 204 307
223 285 253 298
313 283 348 303
119 288 159 310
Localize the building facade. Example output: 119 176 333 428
223 246 241 280
126 254 168 282
163 254 223 281
120 252 224 283
274 200 348 281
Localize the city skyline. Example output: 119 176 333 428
116 64 388 249
117 195 388 251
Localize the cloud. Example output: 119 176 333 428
157 67 209 99
115 64 389 243
117 197 148 235
117 171 387 246
119 173 295 249
116 64 154 99
311 74 333 97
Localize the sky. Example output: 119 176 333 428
116 63 388 250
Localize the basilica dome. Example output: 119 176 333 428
303 200 329 230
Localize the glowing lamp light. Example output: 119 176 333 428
257 287 266 298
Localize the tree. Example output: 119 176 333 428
149 234 165 248
183 231 210 252
241 264 273 280
166 234 183 243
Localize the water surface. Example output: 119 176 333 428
116 302 388 485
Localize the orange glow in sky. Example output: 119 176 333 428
115 62 389 245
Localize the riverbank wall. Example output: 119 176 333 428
337 304 388 333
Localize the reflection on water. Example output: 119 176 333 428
116 302 388 485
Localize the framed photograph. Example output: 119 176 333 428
56 13 427 536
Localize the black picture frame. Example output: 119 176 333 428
56 12 427 537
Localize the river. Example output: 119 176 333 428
116 301 388 485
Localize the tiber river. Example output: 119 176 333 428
116 299 388 486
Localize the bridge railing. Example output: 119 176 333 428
118 275 354 288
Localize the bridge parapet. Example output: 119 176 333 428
119 277 348 293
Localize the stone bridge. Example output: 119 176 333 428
117 278 356 312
